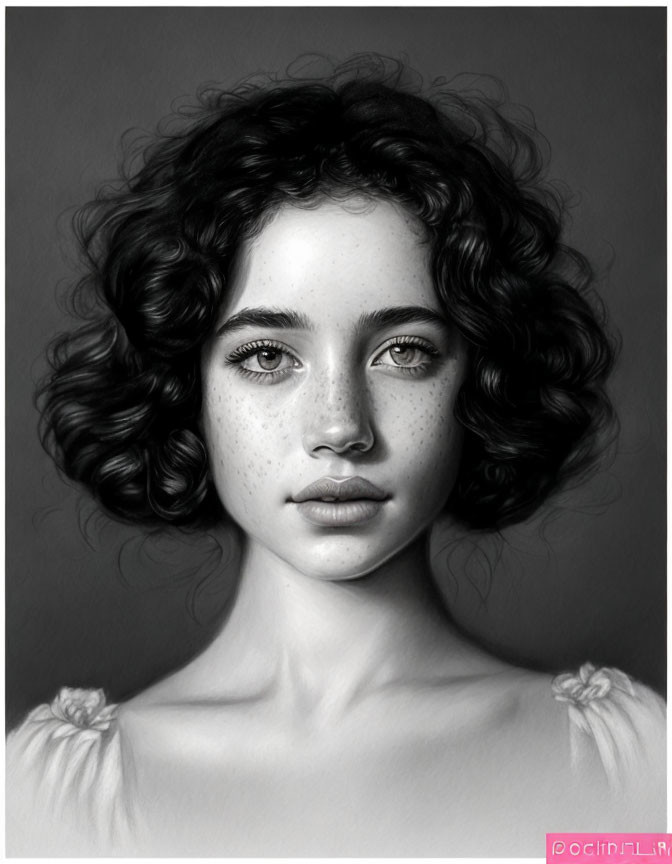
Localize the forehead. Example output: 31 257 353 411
222 199 439 323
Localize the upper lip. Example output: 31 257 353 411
291 476 388 503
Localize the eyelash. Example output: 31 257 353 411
371 335 440 376
225 339 300 383
224 336 441 383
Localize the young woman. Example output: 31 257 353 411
7 59 665 857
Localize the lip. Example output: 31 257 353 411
290 477 389 527
291 476 388 503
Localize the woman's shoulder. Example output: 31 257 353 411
519 661 666 828
549 662 665 784
6 686 132 856
7 686 122 790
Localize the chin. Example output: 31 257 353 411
304 564 381 583
292 565 385 584
279 535 421 583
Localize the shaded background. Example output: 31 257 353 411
6 7 666 728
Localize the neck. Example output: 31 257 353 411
196 534 477 720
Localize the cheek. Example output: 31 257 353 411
202 384 259 505
202 380 293 511
382 379 464 494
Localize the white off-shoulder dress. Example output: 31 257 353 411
6 663 666 857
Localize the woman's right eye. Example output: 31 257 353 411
225 340 301 382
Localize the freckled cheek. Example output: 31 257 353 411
380 392 463 494
203 389 294 504
380 386 459 448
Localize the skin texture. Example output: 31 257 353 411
201 198 467 582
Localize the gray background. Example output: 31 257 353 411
6 8 666 728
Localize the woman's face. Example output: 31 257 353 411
201 198 467 580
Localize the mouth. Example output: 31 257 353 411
290 477 389 527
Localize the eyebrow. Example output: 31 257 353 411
355 306 449 333
215 308 313 337
215 304 449 338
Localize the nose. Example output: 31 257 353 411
302 364 375 457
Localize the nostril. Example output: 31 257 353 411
310 439 373 456
302 423 375 457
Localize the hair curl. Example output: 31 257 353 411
38 55 615 531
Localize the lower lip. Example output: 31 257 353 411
294 499 385 527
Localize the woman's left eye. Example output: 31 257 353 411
372 339 439 371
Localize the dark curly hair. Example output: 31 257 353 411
38 56 615 531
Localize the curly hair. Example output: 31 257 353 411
38 56 615 531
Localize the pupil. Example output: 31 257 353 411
258 349 282 371
392 345 412 365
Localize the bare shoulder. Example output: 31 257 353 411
115 668 274 769
412 662 576 758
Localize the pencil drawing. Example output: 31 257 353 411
6 27 666 858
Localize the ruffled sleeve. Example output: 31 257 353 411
6 687 132 856
552 663 666 826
